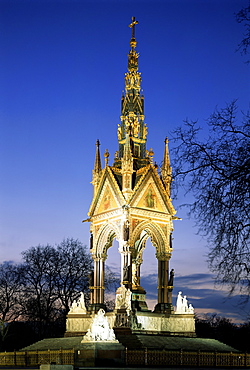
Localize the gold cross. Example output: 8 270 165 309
129 17 138 39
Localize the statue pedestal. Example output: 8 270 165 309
131 286 150 311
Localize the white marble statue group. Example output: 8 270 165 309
175 291 194 314
82 308 117 342
68 292 116 342
115 284 132 313
69 292 87 314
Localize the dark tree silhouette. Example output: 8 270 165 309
54 238 93 315
104 265 120 311
171 101 250 298
236 2 250 62
0 238 119 348
0 262 23 349
20 239 94 334
20 244 61 337
195 314 250 352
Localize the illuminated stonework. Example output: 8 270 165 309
81 309 117 342
69 292 87 314
86 17 176 314
65 17 195 338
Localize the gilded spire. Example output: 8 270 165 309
128 17 139 72
114 17 149 171
161 137 172 196
127 17 139 75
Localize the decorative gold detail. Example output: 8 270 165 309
129 17 138 41
117 124 122 140
156 251 171 261
144 186 156 208
148 148 154 163
104 149 109 166
88 166 125 218
157 286 170 289
131 218 141 231
125 71 141 91
161 137 172 196
142 124 148 139
103 188 111 210
92 286 105 289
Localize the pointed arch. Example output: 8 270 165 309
93 222 121 258
131 220 168 259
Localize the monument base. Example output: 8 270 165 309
21 334 238 354
65 309 196 337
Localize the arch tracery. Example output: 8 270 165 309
131 220 168 257
93 222 121 258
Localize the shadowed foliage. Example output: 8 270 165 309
196 314 250 352
236 2 250 62
171 101 250 301
0 238 118 350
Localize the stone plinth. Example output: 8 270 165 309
131 286 150 311
76 342 124 367
65 310 195 337
65 313 93 337
135 311 195 336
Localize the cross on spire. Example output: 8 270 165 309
129 17 138 39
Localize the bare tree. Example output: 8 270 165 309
236 2 250 61
54 238 93 314
171 101 250 298
0 262 23 348
20 245 60 336
54 239 119 312
0 239 118 346
104 265 120 311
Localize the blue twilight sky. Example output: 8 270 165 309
0 0 249 322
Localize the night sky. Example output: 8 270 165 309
0 0 249 322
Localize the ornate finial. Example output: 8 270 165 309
104 149 109 166
148 148 154 164
129 17 138 40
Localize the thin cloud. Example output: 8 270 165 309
140 272 250 323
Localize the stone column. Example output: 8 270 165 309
167 268 174 311
89 256 106 312
89 269 94 305
131 257 148 311
119 242 132 289
154 251 171 313
122 251 132 289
